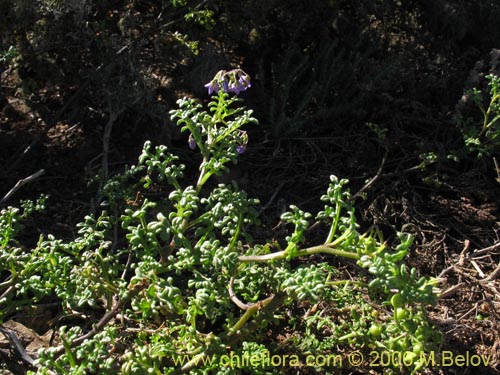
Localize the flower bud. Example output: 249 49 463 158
188 134 196 150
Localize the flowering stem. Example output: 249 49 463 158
212 91 226 124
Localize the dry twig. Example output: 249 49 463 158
0 169 45 206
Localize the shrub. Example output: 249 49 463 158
0 70 441 374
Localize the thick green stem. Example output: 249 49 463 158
175 294 286 375
227 294 275 336
238 243 359 263
196 169 214 193
228 215 242 251
485 113 500 132
325 203 342 244
338 331 357 341
196 158 209 192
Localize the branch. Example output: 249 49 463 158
0 325 35 368
354 148 388 198
174 292 287 374
51 284 142 357
0 169 45 206
238 243 359 263
101 107 125 181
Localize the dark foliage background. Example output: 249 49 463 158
1 0 500 373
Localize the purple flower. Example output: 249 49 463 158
204 80 219 95
205 69 252 95
229 81 243 95
222 78 229 93
188 135 196 150
236 144 246 154
228 72 251 95
238 74 251 89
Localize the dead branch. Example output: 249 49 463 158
0 169 45 206
0 325 35 368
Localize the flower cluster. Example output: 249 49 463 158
204 69 251 95
185 69 253 153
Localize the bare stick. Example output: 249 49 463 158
483 262 500 282
0 169 45 205
494 157 500 184
354 148 388 198
472 241 500 257
257 181 286 217
101 108 124 181
51 284 143 357
0 325 35 367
